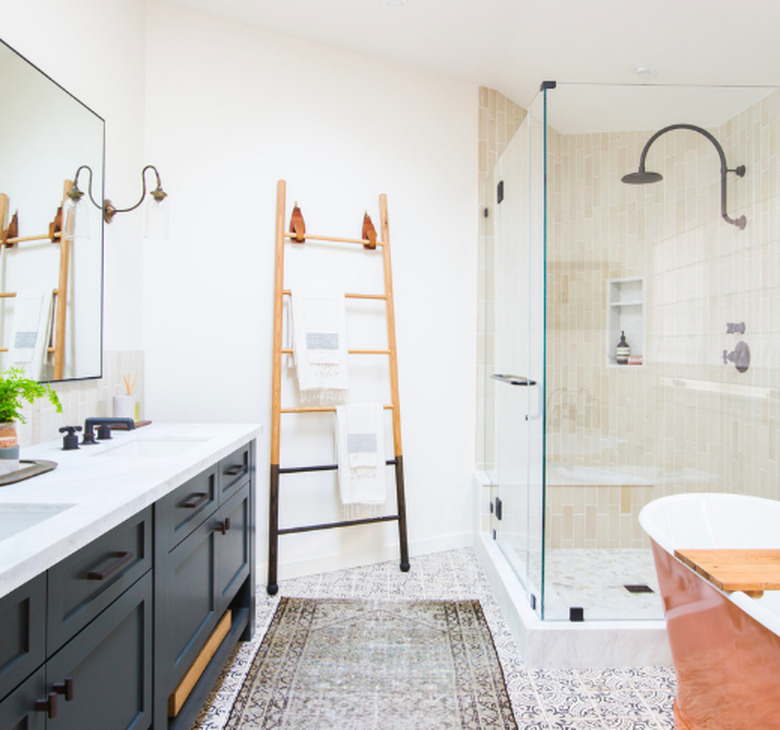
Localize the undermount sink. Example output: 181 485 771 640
93 438 208 458
0 503 74 543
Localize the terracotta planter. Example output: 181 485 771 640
0 421 20 475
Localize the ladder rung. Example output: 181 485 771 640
282 289 387 301
0 288 59 299
281 404 393 414
284 232 384 247
278 514 400 535
281 348 391 355
279 458 398 475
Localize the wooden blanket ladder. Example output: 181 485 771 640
267 179 409 595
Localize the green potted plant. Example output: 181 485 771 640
0 367 62 474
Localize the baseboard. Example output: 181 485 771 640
262 531 473 582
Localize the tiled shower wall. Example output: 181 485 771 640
478 86 780 549
17 349 144 447
545 88 780 548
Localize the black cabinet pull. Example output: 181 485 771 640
87 551 133 580
224 464 245 476
215 518 231 535
181 492 209 509
53 677 74 701
34 692 57 718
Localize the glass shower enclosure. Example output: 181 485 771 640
483 80 780 622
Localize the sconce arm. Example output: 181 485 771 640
69 165 103 211
103 165 167 223
71 164 167 224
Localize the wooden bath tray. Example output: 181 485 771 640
675 549 780 598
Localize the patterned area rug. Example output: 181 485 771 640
226 597 518 729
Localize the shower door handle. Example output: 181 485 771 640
491 373 537 386
491 374 542 420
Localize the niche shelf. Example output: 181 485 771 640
607 277 644 367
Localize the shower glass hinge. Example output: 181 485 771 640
494 497 503 520
497 180 504 204
491 529 496 540
483 207 489 218
569 607 584 622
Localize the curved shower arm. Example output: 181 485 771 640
636 123 746 229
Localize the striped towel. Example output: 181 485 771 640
9 290 54 380
291 290 348 403
335 403 386 505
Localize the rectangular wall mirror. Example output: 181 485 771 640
0 38 104 382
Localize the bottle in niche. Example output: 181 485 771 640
616 330 630 365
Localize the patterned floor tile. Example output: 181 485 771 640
193 548 677 730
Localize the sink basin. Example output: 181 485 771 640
0 503 74 543
93 438 207 458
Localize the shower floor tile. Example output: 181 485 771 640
193 548 675 730
544 548 664 621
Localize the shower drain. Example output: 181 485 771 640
624 584 654 594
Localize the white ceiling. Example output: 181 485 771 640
161 0 780 112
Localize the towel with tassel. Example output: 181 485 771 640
9 290 54 380
335 403 386 505
291 290 348 403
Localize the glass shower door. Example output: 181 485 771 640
491 88 547 616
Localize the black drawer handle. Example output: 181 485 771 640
53 677 74 701
35 692 57 718
87 551 133 580
214 517 231 535
181 492 209 509
223 464 246 477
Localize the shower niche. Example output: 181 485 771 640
607 277 644 367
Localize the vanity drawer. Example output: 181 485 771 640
0 573 45 701
219 442 253 503
47 507 152 653
156 464 219 552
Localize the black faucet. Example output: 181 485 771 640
82 417 136 445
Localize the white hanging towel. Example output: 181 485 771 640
9 290 54 380
291 290 349 403
335 403 387 505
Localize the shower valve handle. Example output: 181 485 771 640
723 341 750 373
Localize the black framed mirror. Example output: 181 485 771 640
0 39 104 382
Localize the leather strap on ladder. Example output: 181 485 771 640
267 179 409 595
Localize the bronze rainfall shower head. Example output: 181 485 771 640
622 123 746 229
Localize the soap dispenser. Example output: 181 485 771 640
616 330 630 365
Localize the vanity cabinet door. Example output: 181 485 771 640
47 507 152 654
215 484 251 615
155 512 219 701
45 571 152 730
0 668 45 730
0 574 45 702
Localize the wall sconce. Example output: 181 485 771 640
65 164 169 239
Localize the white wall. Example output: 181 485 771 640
144 3 479 578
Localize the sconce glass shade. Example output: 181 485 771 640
144 191 169 241
62 191 90 243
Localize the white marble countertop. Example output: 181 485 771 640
0 422 262 599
